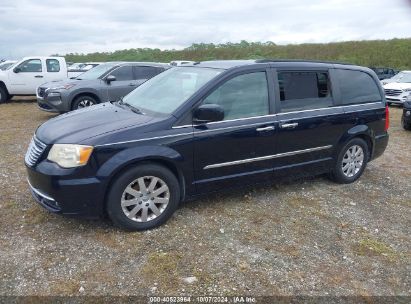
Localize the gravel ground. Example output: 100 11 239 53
0 98 410 297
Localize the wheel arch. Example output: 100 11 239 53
70 91 101 110
99 150 187 216
336 125 374 160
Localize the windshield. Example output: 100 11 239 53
122 67 223 115
390 72 411 83
76 63 116 80
0 62 15 71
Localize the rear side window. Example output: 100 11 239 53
335 69 382 104
46 59 60 72
110 66 133 81
277 71 332 112
134 66 163 80
203 72 269 120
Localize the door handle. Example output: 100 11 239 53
256 126 275 132
34 75 43 78
280 122 298 129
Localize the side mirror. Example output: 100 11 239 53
13 67 21 73
193 104 224 123
106 75 116 83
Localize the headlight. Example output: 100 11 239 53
47 144 93 168
403 88 411 92
50 84 76 90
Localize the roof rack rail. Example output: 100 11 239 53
255 59 354 65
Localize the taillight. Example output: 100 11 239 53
385 105 389 131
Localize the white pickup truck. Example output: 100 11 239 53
0 56 74 103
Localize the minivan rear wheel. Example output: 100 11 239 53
329 138 369 184
107 164 180 231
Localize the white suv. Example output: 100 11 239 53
382 71 411 105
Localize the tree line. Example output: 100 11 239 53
64 39 411 69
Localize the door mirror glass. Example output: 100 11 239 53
13 67 21 73
106 75 116 83
193 104 224 123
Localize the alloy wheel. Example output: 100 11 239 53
77 99 95 108
341 145 364 177
121 176 170 222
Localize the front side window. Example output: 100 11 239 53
134 66 163 80
122 67 222 115
277 71 332 112
202 72 269 120
335 69 382 104
110 66 133 81
46 59 60 72
17 59 42 73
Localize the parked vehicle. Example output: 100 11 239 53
37 62 170 112
0 60 17 71
170 60 195 66
381 70 411 85
402 98 411 130
0 57 69 103
370 67 397 80
68 62 102 78
25 60 389 230
383 71 411 105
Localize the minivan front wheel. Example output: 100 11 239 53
330 138 369 184
107 164 180 231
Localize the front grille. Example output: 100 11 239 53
384 89 403 96
25 136 47 167
37 87 46 98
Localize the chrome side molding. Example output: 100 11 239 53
203 145 333 169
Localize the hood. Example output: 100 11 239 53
40 78 101 90
383 82 411 90
36 102 156 144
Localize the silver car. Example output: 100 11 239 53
37 62 170 113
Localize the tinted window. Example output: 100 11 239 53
46 59 60 72
110 66 133 81
17 59 42 72
277 71 332 112
335 69 382 104
134 66 163 80
203 72 269 120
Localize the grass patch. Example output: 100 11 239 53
354 238 399 261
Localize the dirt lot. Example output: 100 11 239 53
0 98 410 297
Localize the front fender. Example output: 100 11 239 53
96 145 184 179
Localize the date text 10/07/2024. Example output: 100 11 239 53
149 296 257 303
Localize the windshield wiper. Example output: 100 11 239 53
117 98 144 114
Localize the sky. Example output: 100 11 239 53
0 0 410 59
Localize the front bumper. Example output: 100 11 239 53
26 161 106 218
36 90 67 113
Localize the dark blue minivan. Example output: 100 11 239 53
25 60 389 230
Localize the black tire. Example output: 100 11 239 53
72 95 97 110
0 86 10 104
107 163 181 231
402 115 411 131
329 138 369 184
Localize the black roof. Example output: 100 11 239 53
185 59 365 71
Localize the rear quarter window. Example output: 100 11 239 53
335 69 382 105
